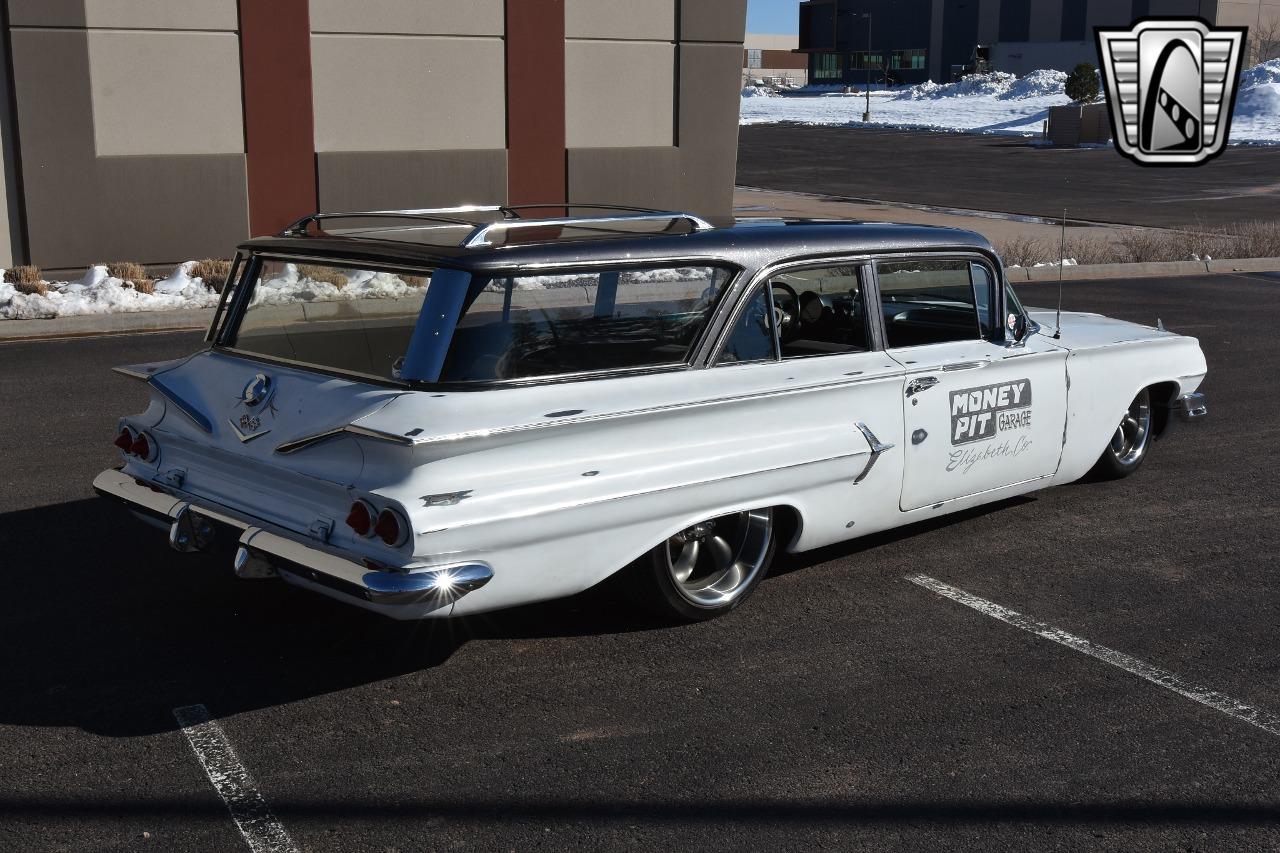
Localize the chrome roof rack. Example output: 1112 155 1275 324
279 203 716 246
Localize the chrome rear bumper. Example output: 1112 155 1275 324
92 468 492 618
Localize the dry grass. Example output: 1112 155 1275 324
999 221 1280 268
130 279 156 295
5 265 42 286
14 279 48 296
189 258 233 293
105 261 147 283
402 274 428 288
994 236 1050 268
297 264 348 288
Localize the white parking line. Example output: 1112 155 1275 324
173 704 298 853
907 574 1280 739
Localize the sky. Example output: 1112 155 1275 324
746 0 800 35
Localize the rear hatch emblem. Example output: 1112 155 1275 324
228 373 277 443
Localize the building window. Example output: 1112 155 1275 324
813 53 842 80
890 49 927 71
851 52 884 70
746 49 763 69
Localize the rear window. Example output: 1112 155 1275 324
226 259 732 384
230 259 431 381
441 266 732 382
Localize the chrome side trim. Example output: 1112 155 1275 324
853 423 896 485
148 375 213 433
274 424 417 455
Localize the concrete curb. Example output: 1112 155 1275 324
0 308 212 342
1007 257 1280 282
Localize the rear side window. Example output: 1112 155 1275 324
440 266 732 382
877 259 987 348
231 259 431 380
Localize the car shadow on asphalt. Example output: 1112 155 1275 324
0 494 1034 738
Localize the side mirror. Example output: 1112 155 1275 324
1008 312 1030 345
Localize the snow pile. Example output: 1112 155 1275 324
1002 68 1068 99
250 264 426 307
1237 59 1280 118
0 263 222 320
0 261 432 321
741 63 1279 144
897 71 1019 100
741 86 775 98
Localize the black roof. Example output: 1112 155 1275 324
239 217 996 276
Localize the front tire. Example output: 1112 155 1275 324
1089 387 1153 480
633 508 776 622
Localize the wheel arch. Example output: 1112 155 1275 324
1148 379 1181 439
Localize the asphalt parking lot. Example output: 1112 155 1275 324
2 271 1279 851
737 126 1280 229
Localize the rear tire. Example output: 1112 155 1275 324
632 508 776 622
1088 387 1153 480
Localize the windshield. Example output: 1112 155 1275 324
225 259 733 384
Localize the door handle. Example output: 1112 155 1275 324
906 377 939 397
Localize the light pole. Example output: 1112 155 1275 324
861 12 872 122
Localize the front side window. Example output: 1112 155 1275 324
440 266 732 382
877 258 989 348
231 259 432 381
772 265 871 358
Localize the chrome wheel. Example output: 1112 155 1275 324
664 509 773 609
1109 389 1152 467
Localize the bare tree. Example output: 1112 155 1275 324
1248 15 1280 65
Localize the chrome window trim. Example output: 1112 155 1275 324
205 252 246 343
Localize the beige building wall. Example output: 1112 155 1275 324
1 0 747 268
7 0 248 269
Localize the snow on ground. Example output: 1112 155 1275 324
0 262 428 321
740 63 1280 144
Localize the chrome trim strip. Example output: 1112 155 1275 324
462 212 714 249
853 422 896 485
148 375 213 433
274 424 417 455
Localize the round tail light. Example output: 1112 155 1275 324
129 432 152 461
345 500 375 537
113 427 135 452
374 508 409 548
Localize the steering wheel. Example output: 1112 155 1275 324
770 281 801 343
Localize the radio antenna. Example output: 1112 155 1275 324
1053 209 1066 340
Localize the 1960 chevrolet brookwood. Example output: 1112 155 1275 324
94 206 1207 621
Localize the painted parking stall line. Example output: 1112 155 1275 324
907 574 1280 739
173 704 298 853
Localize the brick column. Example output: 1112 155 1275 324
505 0 567 208
238 0 318 236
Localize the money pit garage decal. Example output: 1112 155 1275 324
947 379 1034 473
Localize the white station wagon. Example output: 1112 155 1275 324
94 206 1208 621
